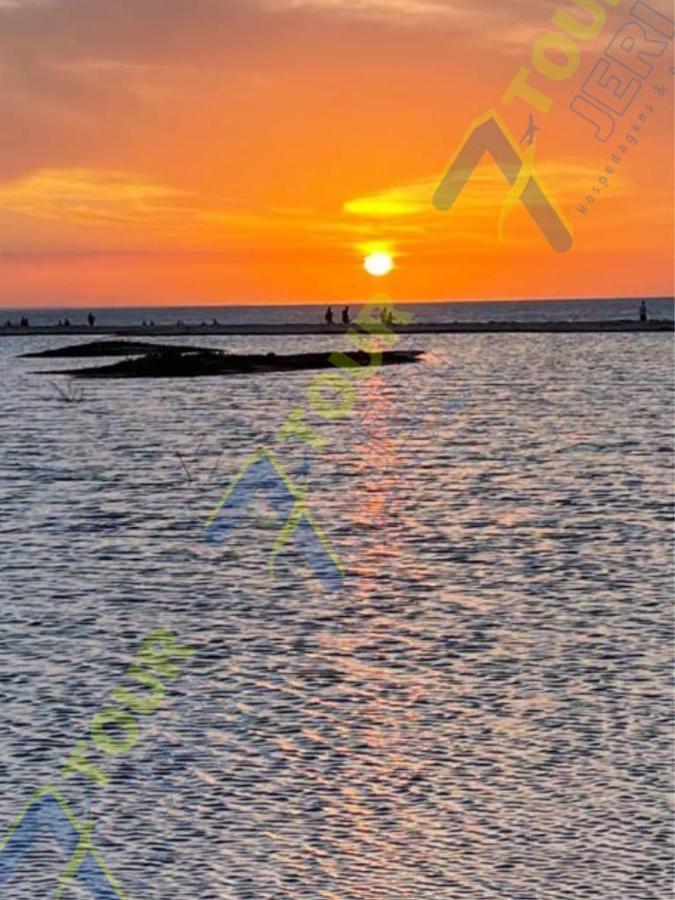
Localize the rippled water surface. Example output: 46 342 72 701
0 328 673 899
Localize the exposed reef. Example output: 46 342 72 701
42 349 424 379
20 340 211 358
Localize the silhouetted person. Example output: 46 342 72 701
342 306 350 325
20 316 28 328
325 306 334 326
639 300 647 323
64 318 71 327
87 312 96 328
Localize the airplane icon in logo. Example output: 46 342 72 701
521 114 540 147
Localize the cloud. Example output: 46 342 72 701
0 1 666 271
341 156 637 257
0 166 378 255
344 178 437 217
0 169 191 225
264 0 464 21
0 0 46 7
0 146 637 264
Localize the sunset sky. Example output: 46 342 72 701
0 0 672 307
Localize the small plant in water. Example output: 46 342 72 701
50 380 85 404
174 437 226 486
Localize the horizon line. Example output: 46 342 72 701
2 295 673 312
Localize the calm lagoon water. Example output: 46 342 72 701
0 318 673 898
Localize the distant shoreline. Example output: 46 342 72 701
1 320 673 337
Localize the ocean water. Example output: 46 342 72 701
0 325 673 899
0 296 673 328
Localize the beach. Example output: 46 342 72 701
1 318 673 337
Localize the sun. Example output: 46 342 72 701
364 251 394 277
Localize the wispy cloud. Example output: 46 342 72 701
344 157 622 221
265 0 464 20
340 158 639 258
0 167 381 256
344 179 435 217
0 169 191 225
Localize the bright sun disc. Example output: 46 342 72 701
364 252 394 277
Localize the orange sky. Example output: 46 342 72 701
0 0 672 307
